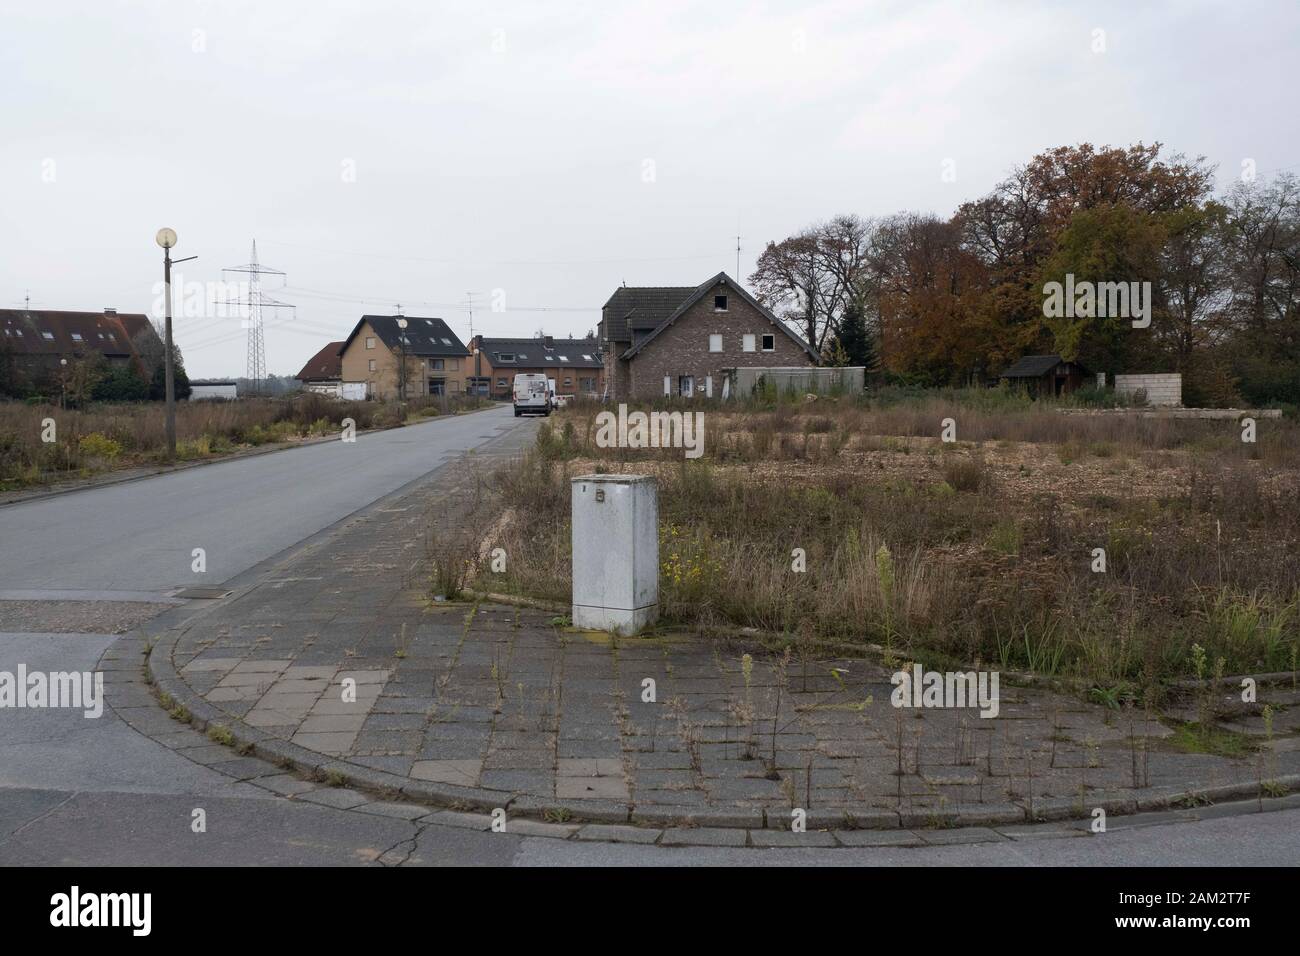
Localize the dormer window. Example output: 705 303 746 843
714 294 728 311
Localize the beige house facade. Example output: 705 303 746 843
338 315 470 401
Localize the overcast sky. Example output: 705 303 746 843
2 0 1296 378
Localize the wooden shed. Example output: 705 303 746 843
998 354 1090 398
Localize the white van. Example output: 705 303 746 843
512 373 551 417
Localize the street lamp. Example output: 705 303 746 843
156 228 197 460
59 357 68 410
396 317 408 402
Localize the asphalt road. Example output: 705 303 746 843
0 404 519 593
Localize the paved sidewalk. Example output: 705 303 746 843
143 431 1300 836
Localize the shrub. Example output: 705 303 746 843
77 432 122 463
91 366 150 402
942 456 987 492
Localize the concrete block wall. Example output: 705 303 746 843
1114 373 1182 407
733 366 864 396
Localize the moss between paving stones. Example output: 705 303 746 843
144 609 1300 836
103 637 1300 849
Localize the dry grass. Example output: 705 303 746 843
481 393 1300 690
0 392 487 488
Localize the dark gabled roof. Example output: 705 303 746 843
620 272 820 362
295 341 344 381
475 336 603 369
999 354 1088 378
343 315 469 358
0 309 157 358
601 286 697 343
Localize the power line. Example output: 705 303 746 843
182 313 342 352
259 238 743 267
279 284 594 312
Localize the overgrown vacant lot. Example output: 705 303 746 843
0 392 483 490
483 392 1299 696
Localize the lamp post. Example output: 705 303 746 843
155 228 197 460
59 357 68 410
396 317 408 402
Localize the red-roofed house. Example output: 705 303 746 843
295 341 345 393
0 308 162 396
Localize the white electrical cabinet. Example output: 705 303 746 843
571 475 658 635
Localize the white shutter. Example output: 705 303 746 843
663 376 672 396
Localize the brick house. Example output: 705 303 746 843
467 335 604 399
338 315 469 401
598 272 819 400
0 308 162 395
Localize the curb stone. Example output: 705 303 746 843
919 827 1008 845
575 824 662 844
146 621 1300 839
660 827 749 848
833 829 926 847
121 639 1300 848
749 829 837 848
